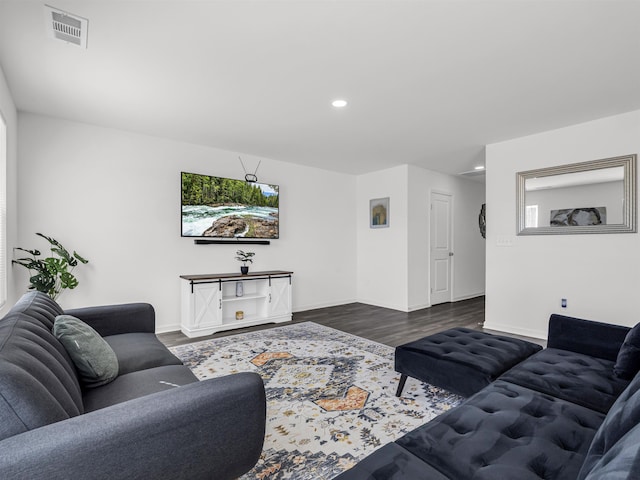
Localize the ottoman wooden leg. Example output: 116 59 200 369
396 374 408 397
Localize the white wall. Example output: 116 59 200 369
356 165 409 311
486 110 640 339
16 113 486 330
17 113 357 332
407 165 486 310
0 65 18 316
356 164 485 312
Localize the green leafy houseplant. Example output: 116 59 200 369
13 233 89 301
235 249 255 274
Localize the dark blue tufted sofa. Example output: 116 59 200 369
0 292 266 480
337 314 640 479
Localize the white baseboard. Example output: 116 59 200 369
293 298 357 313
357 298 409 312
452 292 485 302
408 293 483 313
482 321 547 340
156 323 181 334
408 302 431 312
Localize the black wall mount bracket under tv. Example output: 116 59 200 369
194 239 271 245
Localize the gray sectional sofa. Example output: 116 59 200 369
337 314 640 479
0 291 266 479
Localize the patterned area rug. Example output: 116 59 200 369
170 322 461 479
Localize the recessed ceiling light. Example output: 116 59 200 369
474 165 485 171
332 99 348 108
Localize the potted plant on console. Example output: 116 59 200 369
235 249 255 275
13 233 89 301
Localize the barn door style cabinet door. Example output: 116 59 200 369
268 276 292 318
180 271 293 338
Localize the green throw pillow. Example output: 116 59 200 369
53 314 119 388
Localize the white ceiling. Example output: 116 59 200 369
1 0 639 177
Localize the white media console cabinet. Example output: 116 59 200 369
180 270 293 338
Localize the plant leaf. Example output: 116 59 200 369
12 259 37 270
16 233 89 300
14 247 41 256
36 233 62 248
73 251 89 264
44 257 66 274
60 271 79 289
29 273 56 294
13 258 47 272
51 246 74 265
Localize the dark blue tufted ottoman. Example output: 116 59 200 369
395 328 543 398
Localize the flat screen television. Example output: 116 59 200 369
181 171 279 239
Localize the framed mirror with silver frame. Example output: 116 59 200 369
517 154 637 235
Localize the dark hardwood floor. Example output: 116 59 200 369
159 296 545 348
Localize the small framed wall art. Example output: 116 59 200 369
370 197 390 228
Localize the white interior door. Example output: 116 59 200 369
430 192 452 305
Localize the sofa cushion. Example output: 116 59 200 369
396 380 605 480
578 372 640 479
334 443 449 480
0 313 84 441
397 328 542 377
547 314 630 362
395 328 542 397
8 291 64 330
581 422 640 479
499 348 629 413
53 315 119 388
104 333 183 375
613 323 640 380
82 365 198 412
64 302 156 336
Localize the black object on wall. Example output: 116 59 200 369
479 204 486 239
194 239 271 245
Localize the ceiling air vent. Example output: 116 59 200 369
44 5 88 48
459 169 486 178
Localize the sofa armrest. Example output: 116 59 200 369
64 303 156 335
0 372 266 480
547 314 630 361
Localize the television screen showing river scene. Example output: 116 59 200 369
181 172 279 238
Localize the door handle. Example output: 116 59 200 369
449 252 454 256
